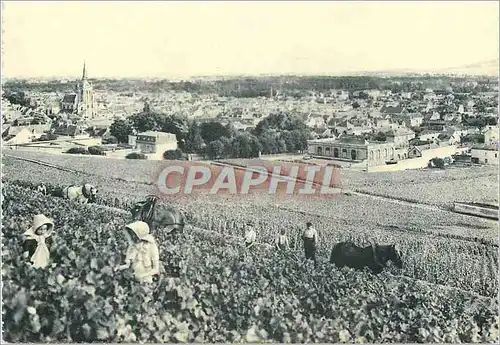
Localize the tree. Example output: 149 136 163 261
66 147 89 155
219 136 232 157
184 121 206 154
207 140 225 159
126 152 147 159
352 101 360 109
200 121 230 144
373 131 387 142
280 130 297 153
258 132 279 154
231 133 257 158
429 157 445 169
249 134 263 157
161 114 189 149
163 149 183 160
486 117 498 126
277 139 287 153
34 133 58 142
130 111 162 132
88 146 105 156
254 112 308 136
102 135 118 144
109 119 133 143
31 113 47 125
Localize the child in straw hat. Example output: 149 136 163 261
22 214 55 269
118 221 160 283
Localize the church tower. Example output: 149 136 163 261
77 61 96 118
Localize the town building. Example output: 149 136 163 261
307 135 400 167
419 130 442 142
60 62 97 118
386 127 415 148
134 131 178 160
483 126 499 145
471 144 499 165
2 127 37 145
398 113 424 128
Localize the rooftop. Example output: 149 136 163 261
471 144 499 151
138 131 175 137
386 127 415 137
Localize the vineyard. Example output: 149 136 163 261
2 153 499 342
2 183 499 343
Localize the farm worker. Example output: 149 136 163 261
275 228 290 251
118 221 160 283
302 222 319 266
244 222 257 249
22 214 55 269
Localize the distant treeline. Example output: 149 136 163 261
3 75 497 98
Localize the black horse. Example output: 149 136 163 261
131 195 186 237
330 242 403 274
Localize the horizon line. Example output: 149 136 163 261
3 58 498 81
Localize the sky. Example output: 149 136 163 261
2 1 499 78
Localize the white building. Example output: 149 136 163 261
386 127 415 147
419 130 442 142
3 128 37 145
483 126 499 145
471 144 499 165
134 131 178 160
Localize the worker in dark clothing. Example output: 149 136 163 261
302 222 319 267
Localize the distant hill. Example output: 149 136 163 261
351 59 499 77
435 59 499 77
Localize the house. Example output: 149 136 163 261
312 127 334 138
471 144 499 165
61 94 78 113
128 135 137 147
438 126 468 146
380 105 403 116
332 120 355 134
2 128 37 145
52 123 88 138
399 113 424 128
429 111 441 121
386 127 415 147
306 116 326 128
483 126 499 145
401 92 413 100
86 125 110 138
335 90 349 101
2 123 52 139
366 90 381 100
419 130 442 142
375 118 391 129
134 131 178 160
345 127 372 136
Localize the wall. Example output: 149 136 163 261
5 129 34 145
471 149 499 165
484 127 499 145
367 145 458 172
366 142 398 166
308 140 401 167
144 142 178 160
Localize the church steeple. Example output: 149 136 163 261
82 61 87 80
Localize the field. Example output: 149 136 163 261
2 183 499 343
220 158 499 209
2 152 499 342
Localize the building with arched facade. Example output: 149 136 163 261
60 62 97 118
307 135 410 167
